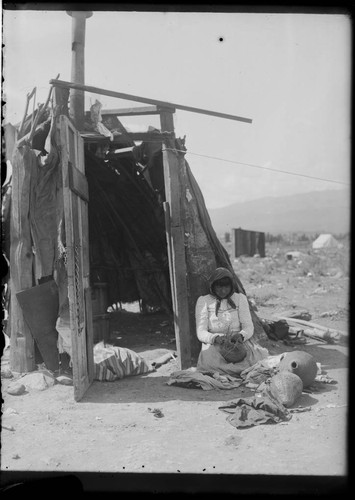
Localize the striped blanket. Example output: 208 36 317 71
94 342 152 381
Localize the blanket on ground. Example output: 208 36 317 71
94 342 152 381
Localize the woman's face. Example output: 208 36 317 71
213 278 232 299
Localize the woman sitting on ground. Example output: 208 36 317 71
195 267 268 376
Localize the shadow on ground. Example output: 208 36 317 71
294 393 319 407
301 344 348 371
80 373 257 405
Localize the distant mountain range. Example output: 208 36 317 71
207 189 350 236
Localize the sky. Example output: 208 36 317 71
2 7 351 209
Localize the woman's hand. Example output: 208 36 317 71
213 335 225 345
230 332 244 344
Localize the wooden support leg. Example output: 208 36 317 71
160 110 192 370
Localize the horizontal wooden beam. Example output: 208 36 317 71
91 105 163 117
80 131 173 143
50 79 252 124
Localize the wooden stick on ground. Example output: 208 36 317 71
300 332 329 344
275 316 346 342
2 425 15 432
275 316 346 336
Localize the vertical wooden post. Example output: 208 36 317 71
160 109 192 369
66 11 92 130
53 86 70 118
9 146 36 373
258 232 266 258
231 228 236 259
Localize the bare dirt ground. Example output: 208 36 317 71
1 241 349 493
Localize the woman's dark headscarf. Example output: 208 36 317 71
208 267 237 316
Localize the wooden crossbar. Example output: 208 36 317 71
80 131 174 143
92 105 162 117
50 79 252 124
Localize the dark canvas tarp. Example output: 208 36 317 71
179 153 266 360
85 148 171 312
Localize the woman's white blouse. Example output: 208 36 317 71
195 292 254 346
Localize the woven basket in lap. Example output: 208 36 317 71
219 334 247 363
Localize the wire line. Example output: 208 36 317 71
161 147 349 186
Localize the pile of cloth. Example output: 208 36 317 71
218 387 292 428
167 354 336 428
167 354 283 391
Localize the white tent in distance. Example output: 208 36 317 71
312 234 342 250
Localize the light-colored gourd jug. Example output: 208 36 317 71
279 350 318 388
269 371 303 407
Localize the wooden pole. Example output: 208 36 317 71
100 105 162 117
50 79 253 124
160 110 192 369
66 11 92 129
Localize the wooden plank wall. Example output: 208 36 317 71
59 115 93 400
9 146 36 372
78 134 94 381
